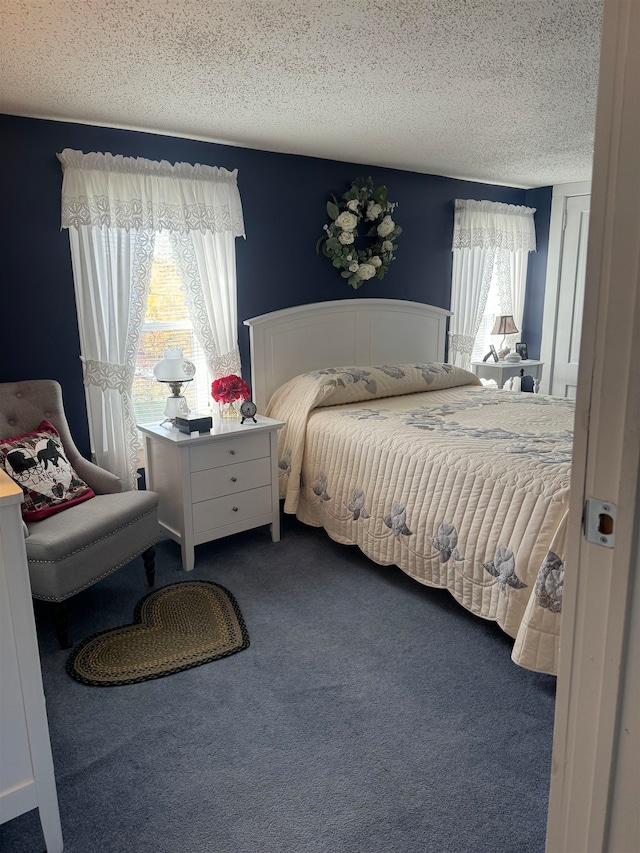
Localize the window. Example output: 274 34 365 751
60 149 244 489
449 200 534 371
132 232 212 432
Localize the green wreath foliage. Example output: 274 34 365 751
316 177 402 289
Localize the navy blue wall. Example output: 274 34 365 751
523 186 553 359
0 114 550 456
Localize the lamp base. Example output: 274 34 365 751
160 394 190 426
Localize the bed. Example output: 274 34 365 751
244 299 571 674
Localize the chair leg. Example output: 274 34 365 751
143 546 156 587
52 601 72 650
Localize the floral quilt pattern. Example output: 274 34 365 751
266 365 573 674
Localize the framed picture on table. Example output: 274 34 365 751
515 342 529 360
482 344 499 363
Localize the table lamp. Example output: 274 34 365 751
153 348 196 425
491 314 519 350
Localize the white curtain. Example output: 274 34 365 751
169 230 241 378
58 148 245 489
449 199 536 370
449 246 496 368
510 249 529 347
66 226 155 490
494 248 530 350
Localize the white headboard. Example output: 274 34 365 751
244 298 451 412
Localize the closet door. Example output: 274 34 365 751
540 182 591 396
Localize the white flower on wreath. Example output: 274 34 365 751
370 256 382 268
349 262 359 273
335 211 358 231
356 263 376 280
377 215 395 237
338 230 355 245
347 199 359 212
382 239 394 252
366 201 383 220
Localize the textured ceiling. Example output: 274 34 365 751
0 0 602 188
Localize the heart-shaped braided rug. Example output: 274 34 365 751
67 581 249 686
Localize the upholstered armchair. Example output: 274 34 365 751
0 380 160 648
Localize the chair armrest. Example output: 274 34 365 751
72 457 124 494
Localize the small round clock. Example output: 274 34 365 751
240 399 258 424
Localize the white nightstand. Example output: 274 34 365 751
139 414 285 571
470 359 544 392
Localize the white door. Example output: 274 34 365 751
540 184 591 396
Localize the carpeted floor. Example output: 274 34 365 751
0 513 556 853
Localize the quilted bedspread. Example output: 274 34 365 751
266 363 573 674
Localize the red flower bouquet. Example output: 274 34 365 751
211 374 251 404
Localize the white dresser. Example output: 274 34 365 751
139 414 285 571
0 472 63 851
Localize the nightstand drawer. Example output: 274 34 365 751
191 456 271 502
192 485 272 534
189 433 270 472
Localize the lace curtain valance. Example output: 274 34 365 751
452 199 536 252
57 148 246 237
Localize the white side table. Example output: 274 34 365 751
470 359 544 392
139 414 285 571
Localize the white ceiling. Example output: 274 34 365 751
0 0 602 189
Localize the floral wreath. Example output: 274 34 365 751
316 177 401 289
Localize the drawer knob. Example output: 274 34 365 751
232 506 239 512
229 449 236 455
231 476 237 482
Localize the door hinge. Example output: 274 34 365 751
584 499 616 547
562 206 568 231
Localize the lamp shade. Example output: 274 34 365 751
490 315 519 336
153 348 196 383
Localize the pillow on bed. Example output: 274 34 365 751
308 362 480 407
265 362 480 423
0 420 95 521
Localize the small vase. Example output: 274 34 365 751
218 400 240 418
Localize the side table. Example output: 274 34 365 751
139 414 285 571
470 359 544 392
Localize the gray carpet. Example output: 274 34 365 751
0 514 556 853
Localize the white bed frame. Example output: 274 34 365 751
244 298 451 412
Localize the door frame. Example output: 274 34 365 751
539 180 591 395
546 1 640 850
